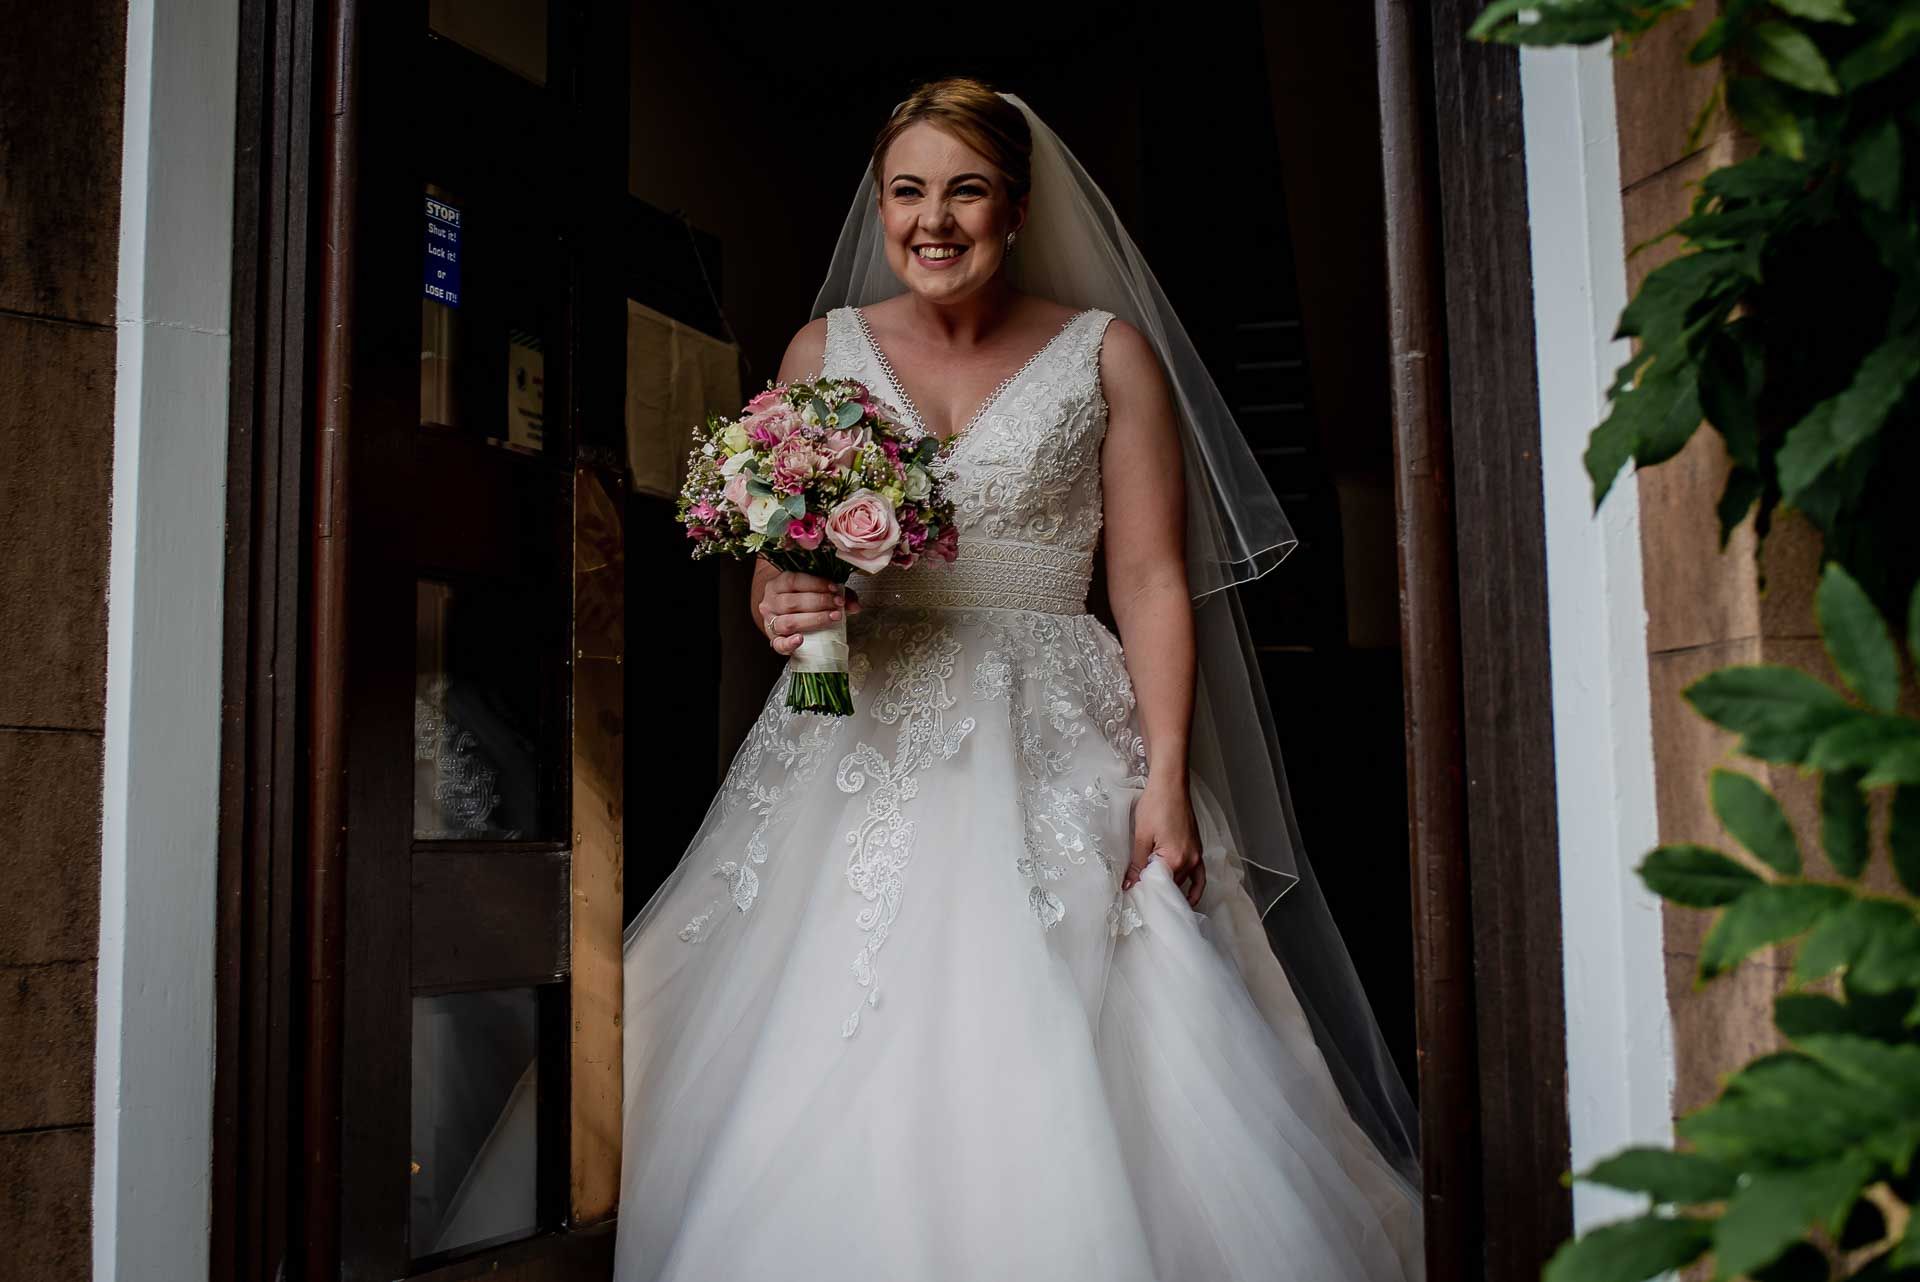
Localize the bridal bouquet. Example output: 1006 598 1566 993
679 377 958 715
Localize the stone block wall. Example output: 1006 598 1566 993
0 2 129 1278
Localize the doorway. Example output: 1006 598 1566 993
216 1 1572 1278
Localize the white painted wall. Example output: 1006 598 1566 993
94 0 239 1276
1519 43 1676 1229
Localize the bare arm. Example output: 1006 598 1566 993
749 319 858 654
1098 319 1205 907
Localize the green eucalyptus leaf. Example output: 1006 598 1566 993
1701 883 1850 978
1746 20 1843 93
1728 76 1808 158
1711 768 1801 874
1714 1151 1874 1278
1894 787 1920 897
1541 1215 1712 1282
1817 563 1904 712
1820 769 1871 878
1639 844 1765 907
1580 1147 1738 1205
834 400 863 428
782 493 808 518
764 508 791 541
745 477 775 499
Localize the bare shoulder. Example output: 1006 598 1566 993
1096 316 1167 406
777 315 832 384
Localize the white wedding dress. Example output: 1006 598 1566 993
614 305 1423 1281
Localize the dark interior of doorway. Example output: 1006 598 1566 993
618 0 1415 1090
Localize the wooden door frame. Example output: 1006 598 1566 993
1377 1 1575 1278
216 0 1574 1276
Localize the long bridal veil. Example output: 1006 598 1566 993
811 92 1420 1184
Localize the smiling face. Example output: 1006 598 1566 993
877 122 1028 306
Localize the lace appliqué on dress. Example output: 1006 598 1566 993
836 613 977 1037
970 613 1146 936
677 668 854 943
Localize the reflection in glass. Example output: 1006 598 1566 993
410 988 541 1257
414 579 550 840
422 185 463 429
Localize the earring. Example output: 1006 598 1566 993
1005 230 1018 252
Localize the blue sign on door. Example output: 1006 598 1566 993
424 197 462 307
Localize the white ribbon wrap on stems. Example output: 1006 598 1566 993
791 614 850 675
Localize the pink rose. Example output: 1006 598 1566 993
824 489 901 573
926 524 958 563
821 425 870 471
786 512 825 550
722 472 751 512
744 386 783 414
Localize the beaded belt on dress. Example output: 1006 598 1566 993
855 540 1092 615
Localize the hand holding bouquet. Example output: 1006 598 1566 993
679 378 958 715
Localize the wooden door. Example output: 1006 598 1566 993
312 1 630 1276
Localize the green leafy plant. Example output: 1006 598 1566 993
1473 0 1920 613
1539 565 1920 1280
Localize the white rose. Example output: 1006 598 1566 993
720 448 755 476
745 493 783 533
901 464 932 502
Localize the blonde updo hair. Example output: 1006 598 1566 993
869 77 1033 201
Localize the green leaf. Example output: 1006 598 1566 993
1714 1151 1874 1277
1895 788 1920 896
1703 152 1808 202
1729 76 1808 158
1807 716 1920 784
1746 20 1843 93
1772 0 1853 21
1775 991 1897 1039
1640 844 1765 907
781 493 807 519
1777 331 1920 504
1717 468 1764 546
1849 119 1904 211
1821 770 1871 878
1580 1147 1738 1205
1586 407 1640 509
1712 769 1802 874
1701 883 1850 978
1838 3 1920 88
763 508 790 541
1542 1215 1712 1282
1798 1033 1920 1105
1818 563 1905 712
1792 898 1920 990
1681 1051 1915 1166
744 477 775 499
1909 580 1920 668
1685 665 1857 761
834 400 863 429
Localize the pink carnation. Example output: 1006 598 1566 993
743 405 800 446
770 434 819 495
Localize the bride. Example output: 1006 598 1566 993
615 78 1424 1281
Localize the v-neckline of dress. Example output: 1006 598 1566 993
850 305 1093 451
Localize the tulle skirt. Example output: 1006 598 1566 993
615 606 1422 1281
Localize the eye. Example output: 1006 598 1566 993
954 184 985 197
890 185 921 199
